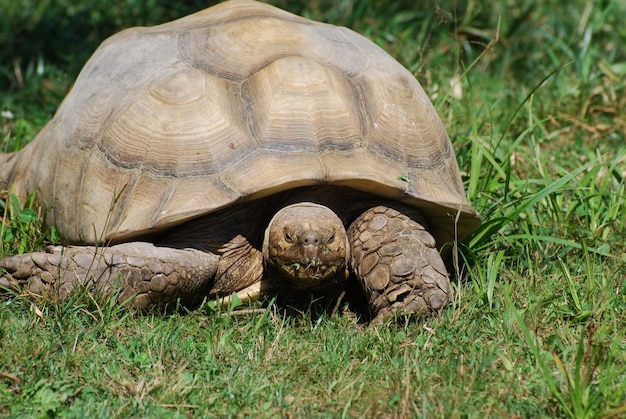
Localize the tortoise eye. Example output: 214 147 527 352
327 232 335 244
283 229 294 243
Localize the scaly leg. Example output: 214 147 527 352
348 206 452 324
0 242 220 307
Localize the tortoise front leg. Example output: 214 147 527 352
0 242 220 307
348 206 452 324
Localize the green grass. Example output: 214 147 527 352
1 0 625 417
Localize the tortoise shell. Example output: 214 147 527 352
4 0 480 245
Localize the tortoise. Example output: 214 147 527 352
0 0 480 323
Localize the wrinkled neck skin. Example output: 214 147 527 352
263 200 350 291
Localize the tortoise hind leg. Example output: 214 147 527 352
0 242 220 307
348 206 452 324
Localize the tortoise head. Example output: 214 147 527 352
263 203 349 290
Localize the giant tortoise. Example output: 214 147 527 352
0 0 480 323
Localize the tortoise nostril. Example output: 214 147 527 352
302 230 321 246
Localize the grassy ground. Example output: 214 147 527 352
1 0 625 417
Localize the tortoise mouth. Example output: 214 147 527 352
272 255 348 290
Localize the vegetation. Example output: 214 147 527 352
1 0 625 416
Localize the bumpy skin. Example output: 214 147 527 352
348 206 452 324
0 243 219 307
0 235 265 307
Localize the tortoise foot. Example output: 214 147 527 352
348 206 452 324
0 243 219 307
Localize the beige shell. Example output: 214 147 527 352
2 0 480 245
